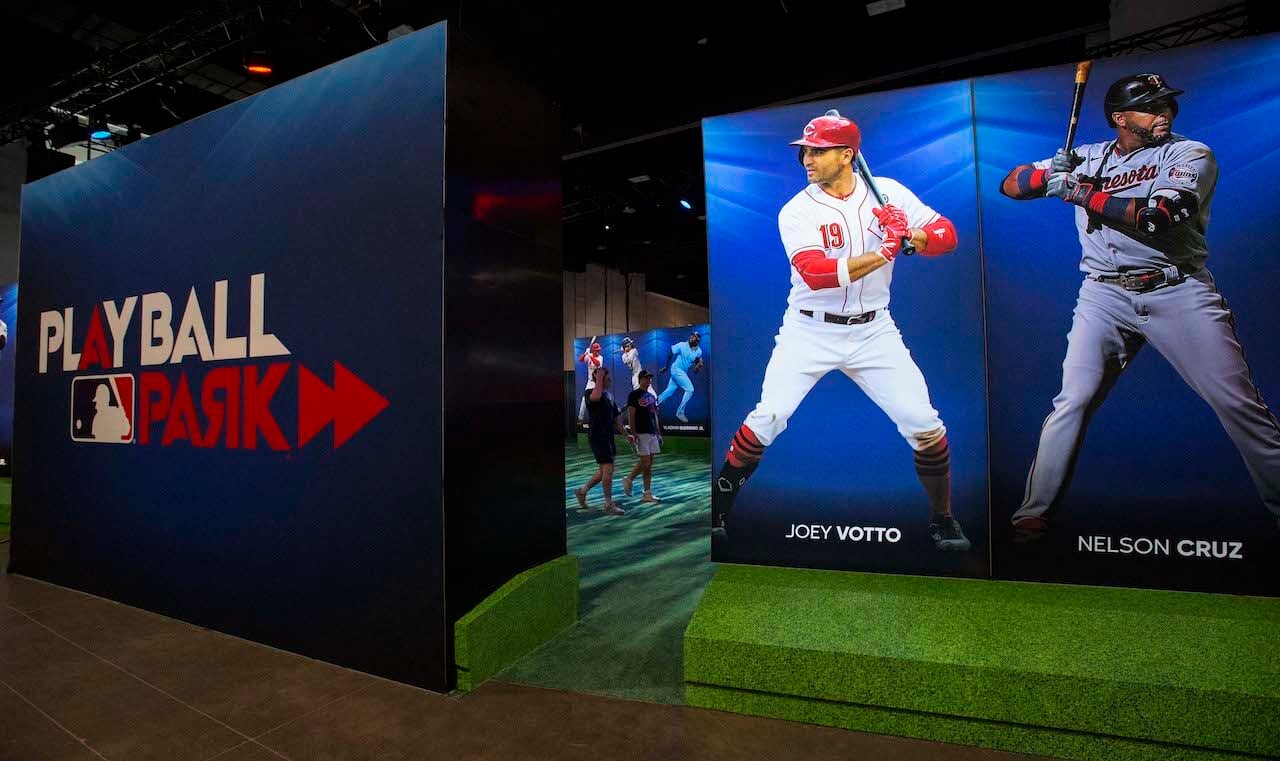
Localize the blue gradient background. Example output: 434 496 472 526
0 281 14 472
704 81 988 576
978 36 1280 594
574 323 710 433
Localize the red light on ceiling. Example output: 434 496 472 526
246 65 273 75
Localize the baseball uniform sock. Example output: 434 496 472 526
914 437 951 518
715 425 764 527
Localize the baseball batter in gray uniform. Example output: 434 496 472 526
1000 73 1280 541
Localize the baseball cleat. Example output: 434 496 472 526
676 412 689 423
1012 515 1048 543
711 525 728 553
622 475 634 496
929 516 971 551
574 488 588 510
604 503 626 516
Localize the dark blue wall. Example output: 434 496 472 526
15 24 456 689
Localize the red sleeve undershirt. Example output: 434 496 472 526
789 216 959 289
790 248 842 290
917 216 958 257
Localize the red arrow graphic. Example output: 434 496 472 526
298 361 390 448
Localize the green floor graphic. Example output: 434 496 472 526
497 444 713 704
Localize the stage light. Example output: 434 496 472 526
604 224 611 230
244 49 273 75
88 119 111 141
679 199 693 210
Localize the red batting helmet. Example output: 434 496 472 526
790 109 861 153
591 342 601 352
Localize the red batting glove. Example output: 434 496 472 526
872 204 909 231
876 224 909 261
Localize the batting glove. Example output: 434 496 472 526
1046 172 1094 205
1050 148 1084 174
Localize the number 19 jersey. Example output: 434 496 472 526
777 177 939 314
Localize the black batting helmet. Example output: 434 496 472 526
621 337 634 347
1104 73 1183 127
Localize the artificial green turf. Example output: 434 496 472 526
685 565 1280 758
686 686 1260 761
0 477 9 542
495 443 714 704
454 554 579 692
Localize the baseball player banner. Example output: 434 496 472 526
704 81 989 577
978 36 1280 595
573 323 710 435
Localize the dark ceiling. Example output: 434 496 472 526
2 0 1269 305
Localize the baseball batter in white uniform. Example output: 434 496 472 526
712 110 969 552
619 337 655 398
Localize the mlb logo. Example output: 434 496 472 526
70 374 135 444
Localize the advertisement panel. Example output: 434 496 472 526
704 81 988 576
977 37 1280 594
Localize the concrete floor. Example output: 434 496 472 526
0 541 1049 761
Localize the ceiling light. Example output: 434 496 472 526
88 119 111 141
679 199 693 210
244 49 273 75
622 206 636 214
628 175 650 184
387 24 415 41
866 0 906 16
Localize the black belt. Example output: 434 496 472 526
800 309 876 325
1091 268 1183 293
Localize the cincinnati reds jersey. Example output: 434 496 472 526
778 177 939 314
582 351 602 389
1033 135 1217 274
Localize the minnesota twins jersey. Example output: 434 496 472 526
1033 135 1217 274
670 342 702 372
778 177 939 314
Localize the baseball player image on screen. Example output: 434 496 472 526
1000 73 1280 542
577 338 603 422
712 110 966 553
657 331 703 422
619 336 655 398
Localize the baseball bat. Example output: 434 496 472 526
1064 61 1092 153
855 151 916 257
